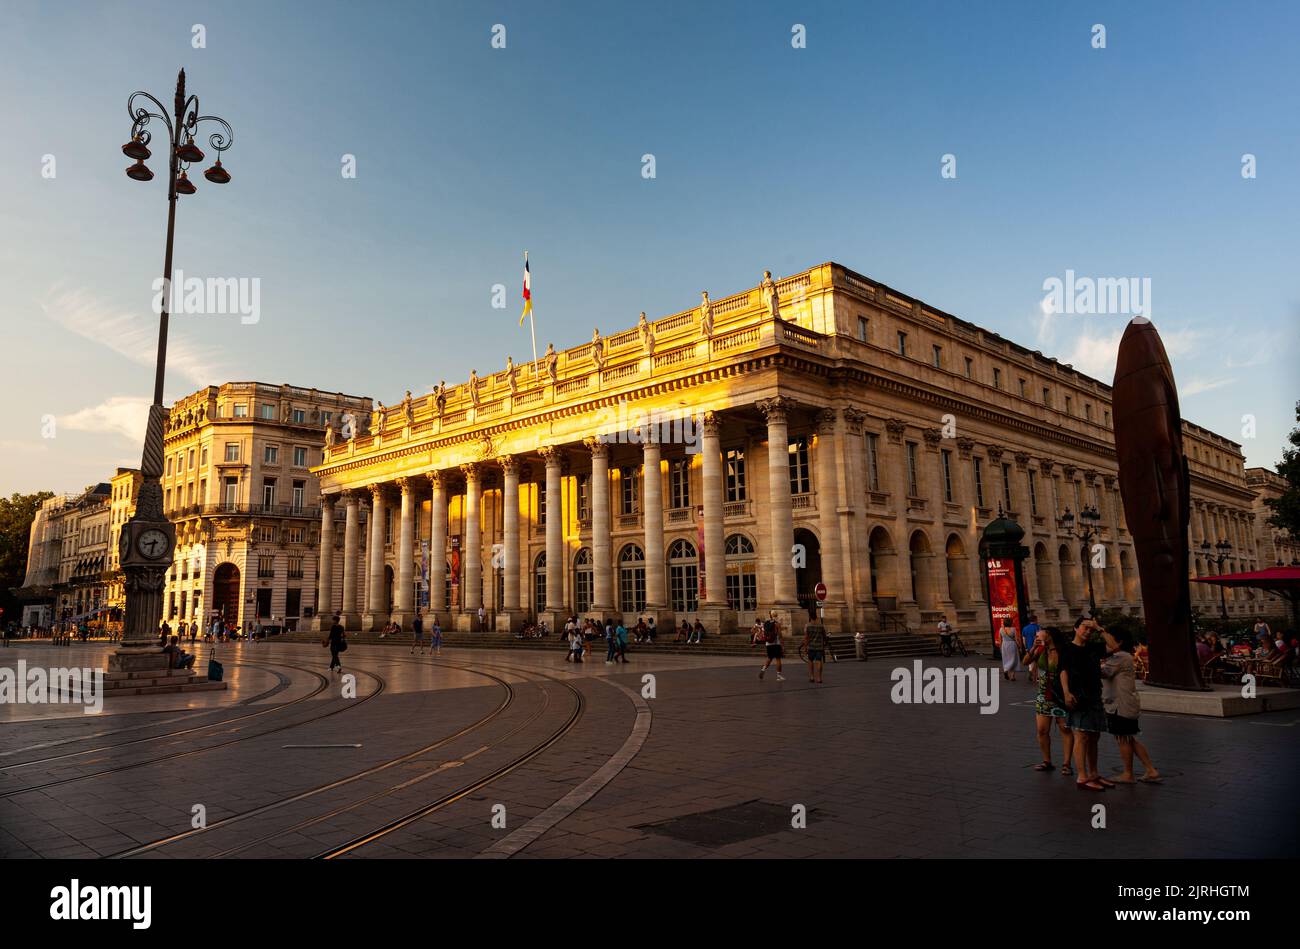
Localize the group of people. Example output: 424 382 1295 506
754 609 830 684
675 620 706 644
562 617 632 664
1007 613 1161 790
409 610 443 655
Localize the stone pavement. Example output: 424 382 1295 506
0 641 1295 859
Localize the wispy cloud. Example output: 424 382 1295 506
40 285 224 388
1179 377 1233 398
59 395 151 444
1054 323 1205 381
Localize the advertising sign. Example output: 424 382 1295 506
985 557 1022 652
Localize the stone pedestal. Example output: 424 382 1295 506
696 606 737 637
494 610 527 633
106 646 170 674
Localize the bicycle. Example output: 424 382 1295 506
939 629 968 657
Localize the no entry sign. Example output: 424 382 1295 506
814 582 827 602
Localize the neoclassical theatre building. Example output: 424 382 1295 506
311 262 1269 636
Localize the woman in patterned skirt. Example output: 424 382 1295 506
1024 626 1075 774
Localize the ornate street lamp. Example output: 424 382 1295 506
113 70 234 668
1200 539 1233 621
1058 504 1103 614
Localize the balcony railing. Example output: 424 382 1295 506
172 502 322 519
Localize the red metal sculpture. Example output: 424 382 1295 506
1112 316 1205 690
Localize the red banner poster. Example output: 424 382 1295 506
450 537 461 610
696 506 706 601
985 557 1021 651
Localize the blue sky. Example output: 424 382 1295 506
1 0 1296 494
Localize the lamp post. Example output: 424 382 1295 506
1201 539 1233 620
115 70 234 662
1058 504 1102 615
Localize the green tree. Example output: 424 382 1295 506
0 490 55 622
1265 401 1300 542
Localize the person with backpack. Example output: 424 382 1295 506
759 611 785 681
411 610 425 655
615 621 629 663
802 609 827 684
326 614 347 673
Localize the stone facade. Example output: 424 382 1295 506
159 382 372 632
301 263 1282 636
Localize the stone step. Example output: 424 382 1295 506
103 667 198 681
102 679 228 696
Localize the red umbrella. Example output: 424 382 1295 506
1194 566 1300 627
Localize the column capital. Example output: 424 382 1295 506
921 427 943 448
1083 468 1100 485
842 407 866 433
395 476 415 494
320 493 337 509
1037 457 1055 474
539 445 564 468
956 436 976 456
367 482 388 502
756 396 796 424
582 437 609 459
1061 464 1078 480
985 445 1005 463
460 462 480 481
340 487 359 501
426 470 443 490
884 417 906 443
1014 451 1031 469
498 453 520 474
701 410 723 438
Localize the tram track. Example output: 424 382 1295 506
0 662 385 800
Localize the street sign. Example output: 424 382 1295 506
814 582 827 602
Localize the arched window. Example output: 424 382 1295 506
668 539 698 613
533 552 546 615
619 544 645 614
724 533 757 612
573 547 594 614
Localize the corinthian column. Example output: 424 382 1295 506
541 447 565 619
642 438 668 616
341 490 360 627
702 413 733 621
462 463 483 627
313 495 336 630
427 472 447 623
393 477 415 626
758 397 798 614
499 455 522 628
816 409 849 629
364 483 388 630
585 438 614 616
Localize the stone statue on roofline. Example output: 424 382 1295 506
544 343 558 386
371 402 385 435
591 328 606 370
433 380 447 416
469 369 481 406
324 421 335 448
761 270 780 319
506 355 518 396
699 290 714 338
638 311 655 356
402 390 413 425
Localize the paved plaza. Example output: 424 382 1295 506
0 640 1296 860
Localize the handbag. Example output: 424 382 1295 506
207 657 224 682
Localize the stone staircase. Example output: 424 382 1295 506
99 667 228 696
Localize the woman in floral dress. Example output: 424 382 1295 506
1024 626 1075 774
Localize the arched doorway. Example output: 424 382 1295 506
909 530 936 612
793 527 821 616
618 544 645 615
213 562 240 625
667 539 699 616
945 533 970 610
573 547 593 614
868 526 896 611
724 533 758 626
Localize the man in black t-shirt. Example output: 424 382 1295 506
1060 616 1117 791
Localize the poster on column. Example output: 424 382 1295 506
450 537 461 610
985 557 1021 652
419 540 429 608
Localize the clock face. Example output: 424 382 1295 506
136 528 170 560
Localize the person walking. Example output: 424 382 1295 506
1023 626 1075 773
1021 613 1042 684
411 610 425 655
569 627 585 663
430 615 443 656
1101 629 1161 784
759 611 785 681
802 609 827 684
999 617 1023 681
615 620 629 663
325 614 346 674
605 619 617 664
1061 616 1113 792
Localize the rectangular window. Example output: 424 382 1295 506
577 474 590 522
964 357 973 378
188 449 195 469
262 478 276 508
725 570 758 613
866 434 880 492
1084 403 1093 421
164 488 171 512
1029 469 1039 516
322 411 332 425
1104 410 1111 427
575 567 593 613
896 331 908 356
1065 396 1072 416
941 450 953 503
906 442 919 497
259 403 276 420
788 436 811 495
292 408 306 424
931 344 942 368
258 555 274 579
670 459 691 509
287 557 303 580
232 403 247 418
166 457 172 476
293 446 308 467
1018 378 1027 397
1042 387 1051 406
292 480 305 512
200 446 208 467
223 477 238 508
974 458 985 508
288 527 305 544
857 317 869 342
199 479 206 504
725 448 747 502
620 466 639 515
993 367 1002 389
225 442 239 462
1002 463 1013 511
264 445 279 465
538 483 547 526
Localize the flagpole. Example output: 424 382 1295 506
525 250 539 377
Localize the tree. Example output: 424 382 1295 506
1265 401 1300 542
0 490 55 622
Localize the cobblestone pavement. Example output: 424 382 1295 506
0 641 1295 858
